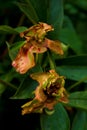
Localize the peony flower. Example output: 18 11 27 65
20 22 54 42
12 22 64 74
21 70 68 115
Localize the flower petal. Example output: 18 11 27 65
29 40 47 53
12 43 35 74
44 38 64 55
20 22 53 42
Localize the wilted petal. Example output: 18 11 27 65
30 70 59 86
44 38 64 55
29 40 47 53
20 22 53 42
21 70 68 114
12 43 35 74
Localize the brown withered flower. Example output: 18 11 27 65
21 70 68 115
12 22 63 74
20 22 54 42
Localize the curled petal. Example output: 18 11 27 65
29 40 47 53
35 86 47 102
30 70 59 86
20 22 53 42
44 38 64 55
12 43 35 74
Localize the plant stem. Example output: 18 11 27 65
47 51 56 70
67 77 87 91
0 79 17 90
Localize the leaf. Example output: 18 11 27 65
29 0 47 22
0 25 18 34
56 66 87 83
15 1 39 24
59 17 83 54
72 0 87 11
67 91 87 110
11 75 38 99
6 41 25 60
14 26 28 33
47 0 64 39
0 69 17 96
71 110 87 130
40 103 70 130
11 64 43 99
56 55 87 66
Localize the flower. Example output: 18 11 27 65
21 70 68 115
12 42 35 74
12 22 64 74
20 22 54 42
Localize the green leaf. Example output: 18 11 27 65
15 1 39 24
40 103 70 130
56 55 87 66
0 25 18 34
47 0 64 39
67 91 87 110
71 110 87 130
11 75 38 99
0 69 17 96
14 26 28 33
56 66 87 83
29 0 47 22
6 41 25 60
59 17 83 54
72 0 87 11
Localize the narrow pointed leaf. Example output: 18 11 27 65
15 1 39 24
47 0 64 39
11 76 38 99
29 0 47 22
0 25 18 34
56 66 87 83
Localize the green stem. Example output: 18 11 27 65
35 53 38 64
47 51 56 70
67 77 87 91
0 79 17 90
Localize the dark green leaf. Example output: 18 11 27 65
67 91 87 110
47 0 64 39
40 103 70 130
0 25 18 34
11 75 38 99
15 1 39 24
71 110 87 130
0 69 17 95
29 0 47 22
56 66 87 83
6 41 25 60
59 17 83 54
14 26 28 33
56 55 87 66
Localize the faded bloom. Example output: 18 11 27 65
21 70 68 115
20 22 54 42
12 22 64 74
12 42 35 74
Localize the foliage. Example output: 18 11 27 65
0 0 87 130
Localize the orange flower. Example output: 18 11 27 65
20 22 54 42
21 70 68 114
12 42 35 74
12 22 64 74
